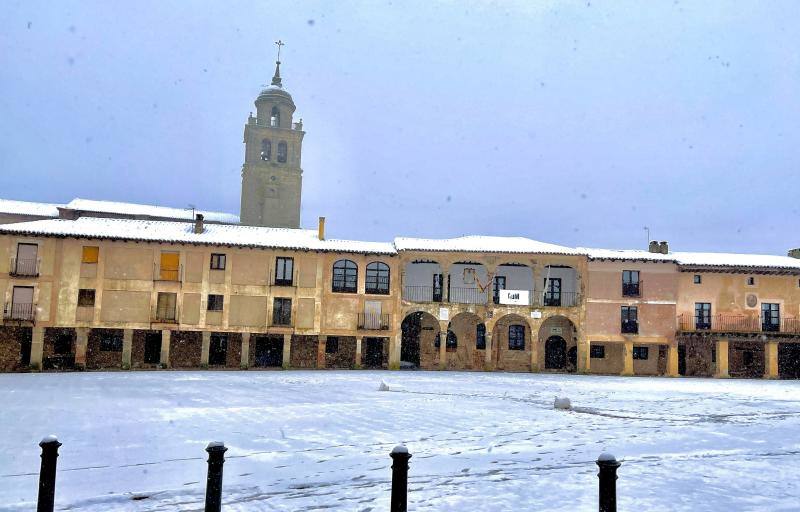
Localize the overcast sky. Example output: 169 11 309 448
1 1 798 253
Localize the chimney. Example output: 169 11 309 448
659 241 669 254
648 241 660 253
318 216 326 240
789 248 800 259
194 213 204 234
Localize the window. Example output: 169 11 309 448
270 106 280 127
156 292 177 322
508 324 525 350
476 324 486 350
277 141 288 163
632 346 649 360
621 306 638 334
207 294 224 311
332 259 357 293
100 333 123 352
77 289 96 307
746 276 756 286
13 243 38 276
761 303 780 332
209 334 228 366
695 303 711 330
742 350 754 366
445 330 457 351
543 278 562 306
272 297 292 326
81 246 99 264
365 262 390 294
210 253 226 270
590 345 605 359
325 336 339 354
159 252 180 281
622 270 640 297
260 138 271 160
275 257 294 286
492 276 506 304
432 273 444 302
693 275 702 284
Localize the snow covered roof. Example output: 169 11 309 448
394 236 580 255
0 199 62 218
581 247 800 271
64 198 240 224
0 218 396 255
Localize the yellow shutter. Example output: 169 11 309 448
160 252 180 281
82 246 99 264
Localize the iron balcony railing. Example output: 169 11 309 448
448 287 488 304
403 285 581 308
621 320 639 334
622 281 642 298
3 302 35 322
358 313 391 330
402 285 443 303
9 258 39 277
536 291 579 308
678 314 800 334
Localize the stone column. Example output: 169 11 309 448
621 340 634 376
581 339 591 374
75 328 88 368
714 339 729 378
441 265 450 303
160 329 171 367
438 320 448 369
317 335 327 369
530 330 540 372
765 341 779 379
484 332 493 370
667 342 679 377
282 333 291 369
122 329 133 369
30 326 44 369
388 332 401 370
201 331 211 366
355 336 363 368
240 332 250 368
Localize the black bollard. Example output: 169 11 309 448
205 441 227 512
597 453 621 512
37 435 62 512
390 444 411 512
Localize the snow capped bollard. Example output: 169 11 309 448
389 445 411 512
554 397 572 410
596 453 621 512
37 435 62 512
204 441 228 512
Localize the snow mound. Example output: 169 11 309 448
554 397 572 410
378 380 392 391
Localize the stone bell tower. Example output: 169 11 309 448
240 41 305 228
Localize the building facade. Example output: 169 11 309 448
1 218 799 379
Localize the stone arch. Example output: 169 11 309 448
401 311 439 369
491 313 533 372
538 315 578 372
448 311 485 369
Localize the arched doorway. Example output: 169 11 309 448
401 311 439 369
545 336 567 369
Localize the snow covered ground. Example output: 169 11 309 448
0 371 798 511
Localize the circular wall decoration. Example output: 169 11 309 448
746 294 758 308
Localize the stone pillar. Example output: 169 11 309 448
441 266 450 303
317 335 327 369
621 340 634 376
765 341 779 379
282 333 291 369
438 320 448 369
484 332 493 370
530 332 540 372
31 326 44 369
160 329 171 367
122 329 133 368
667 343 679 377
75 328 88 368
714 339 729 378
355 336 363 368
201 331 211 366
240 332 250 368
388 332 401 370
581 339 591 374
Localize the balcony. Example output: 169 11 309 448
152 307 178 324
402 285 443 303
537 291 579 308
358 313 391 330
9 258 39 278
678 314 800 335
622 281 642 298
621 320 639 334
3 302 35 322
449 287 488 305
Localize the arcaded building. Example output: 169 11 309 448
1 58 799 378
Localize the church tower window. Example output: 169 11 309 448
260 139 271 161
277 141 288 163
271 106 281 127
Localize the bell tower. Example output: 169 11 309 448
240 40 305 228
